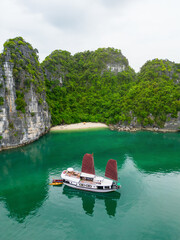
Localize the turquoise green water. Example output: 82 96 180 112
0 129 180 240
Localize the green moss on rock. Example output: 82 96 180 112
0 96 4 105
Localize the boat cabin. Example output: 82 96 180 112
94 176 104 183
80 172 95 181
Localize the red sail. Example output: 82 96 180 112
81 153 95 175
105 159 118 181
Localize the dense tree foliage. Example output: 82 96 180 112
42 48 136 125
120 59 180 127
2 37 179 128
42 50 180 128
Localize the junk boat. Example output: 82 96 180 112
61 153 121 193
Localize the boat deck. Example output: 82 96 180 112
63 170 112 186
65 171 95 184
66 171 81 178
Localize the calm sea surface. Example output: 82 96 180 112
0 129 180 240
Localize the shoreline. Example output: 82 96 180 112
1 124 179 152
0 128 50 152
50 122 108 131
109 125 179 133
50 122 180 133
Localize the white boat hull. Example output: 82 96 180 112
63 182 118 193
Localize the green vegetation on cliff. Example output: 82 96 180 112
0 96 4 105
42 51 180 128
1 37 46 113
120 59 180 127
42 48 135 125
15 90 27 113
1 37 180 129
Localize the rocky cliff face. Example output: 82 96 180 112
110 58 180 132
138 59 180 84
102 48 128 74
42 47 132 87
163 112 180 131
111 112 180 132
42 50 72 87
0 37 51 151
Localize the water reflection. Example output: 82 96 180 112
0 141 50 222
0 163 48 222
2 181 48 223
118 132 180 174
62 185 121 217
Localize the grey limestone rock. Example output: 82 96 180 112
0 38 51 151
114 113 180 132
164 112 180 130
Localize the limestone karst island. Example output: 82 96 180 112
0 37 180 151
1 37 180 240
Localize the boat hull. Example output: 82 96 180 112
49 182 63 186
63 182 118 193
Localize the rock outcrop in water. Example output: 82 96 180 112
0 37 51 151
110 112 180 132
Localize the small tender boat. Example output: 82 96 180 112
61 153 121 193
49 179 63 186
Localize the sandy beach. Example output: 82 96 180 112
50 122 108 131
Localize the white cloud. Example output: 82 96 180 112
0 0 180 72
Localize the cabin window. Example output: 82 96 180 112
87 185 92 188
86 177 93 181
105 186 109 189
80 184 86 187
64 180 69 184
97 186 103 189
80 177 86 180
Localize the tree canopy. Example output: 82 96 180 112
42 49 180 127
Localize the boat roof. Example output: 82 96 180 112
94 176 104 181
64 176 80 183
67 167 74 172
100 178 113 186
80 172 95 178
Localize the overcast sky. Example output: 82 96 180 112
0 0 180 72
